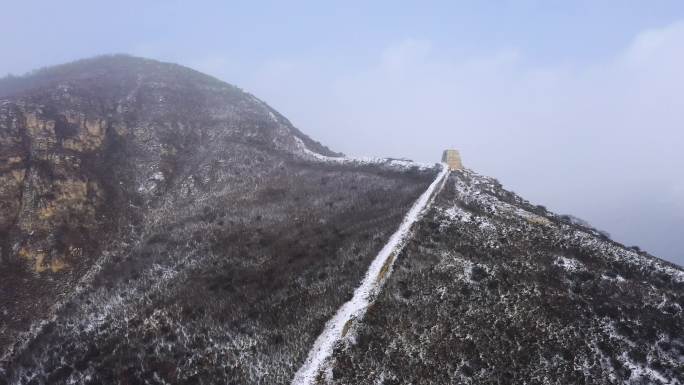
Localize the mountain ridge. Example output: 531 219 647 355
0 56 682 385
323 169 684 384
0 55 441 384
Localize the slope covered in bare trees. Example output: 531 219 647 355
0 56 438 384
2 56 682 385
323 170 684 385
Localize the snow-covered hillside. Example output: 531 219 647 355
293 164 449 385
2 56 682 385
323 169 684 385
0 56 440 385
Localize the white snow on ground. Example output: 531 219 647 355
450 169 684 285
601 273 626 282
291 163 450 385
294 137 436 171
0 245 121 365
443 206 472 223
434 252 476 284
554 256 585 272
619 352 671 384
569 230 684 284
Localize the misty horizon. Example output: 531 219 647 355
1 1 682 266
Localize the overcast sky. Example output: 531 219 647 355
2 1 683 265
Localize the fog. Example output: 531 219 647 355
1 1 682 265
235 25 684 265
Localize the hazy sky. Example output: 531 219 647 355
2 1 683 265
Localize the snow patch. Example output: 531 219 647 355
619 352 670 384
443 206 472 223
601 273 626 282
138 171 165 194
554 256 585 272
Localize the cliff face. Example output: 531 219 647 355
0 54 339 272
0 56 439 384
0 57 245 337
324 170 684 385
0 103 112 273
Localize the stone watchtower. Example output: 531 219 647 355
442 149 463 170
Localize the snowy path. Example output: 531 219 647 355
294 137 436 171
291 163 450 385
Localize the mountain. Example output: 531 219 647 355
324 170 684 384
0 55 438 384
1 56 682 385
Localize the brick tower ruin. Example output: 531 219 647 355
442 149 463 170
